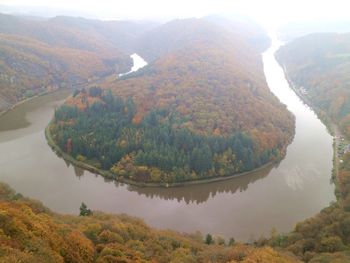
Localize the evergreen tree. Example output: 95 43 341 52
79 202 92 216
205 234 213 245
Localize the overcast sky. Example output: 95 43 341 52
1 0 350 26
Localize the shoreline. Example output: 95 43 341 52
0 79 92 117
0 88 66 117
279 62 341 195
45 124 276 188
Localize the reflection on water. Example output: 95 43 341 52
126 165 274 204
73 165 85 178
68 156 274 204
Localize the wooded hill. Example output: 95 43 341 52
134 15 270 62
0 13 158 112
0 182 300 263
276 33 350 137
50 17 295 184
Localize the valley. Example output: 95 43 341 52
0 29 335 241
0 7 347 262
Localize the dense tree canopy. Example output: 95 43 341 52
49 18 294 185
50 86 291 184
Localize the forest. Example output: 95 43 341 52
102 18 294 151
50 86 287 184
0 182 300 263
48 17 294 184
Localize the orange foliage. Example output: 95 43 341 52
0 201 94 263
0 182 300 262
65 93 102 111
101 31 294 155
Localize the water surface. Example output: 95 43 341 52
119 53 148 77
0 46 335 241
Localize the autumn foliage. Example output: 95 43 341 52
50 18 294 184
0 182 300 262
276 33 350 137
0 13 161 112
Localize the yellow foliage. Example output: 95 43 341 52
0 182 300 263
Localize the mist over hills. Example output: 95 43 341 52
135 15 270 62
278 20 350 42
0 13 159 112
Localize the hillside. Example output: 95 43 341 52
0 14 158 54
276 33 350 137
0 13 157 113
0 182 300 263
134 16 270 62
272 32 350 263
0 33 130 110
48 16 159 53
49 17 294 185
203 15 271 52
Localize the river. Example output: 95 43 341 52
0 41 335 241
118 53 147 77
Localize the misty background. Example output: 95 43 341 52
1 0 350 28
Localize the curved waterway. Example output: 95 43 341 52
0 43 335 241
118 53 148 77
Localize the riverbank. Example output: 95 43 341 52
279 64 342 197
282 67 334 135
45 123 276 188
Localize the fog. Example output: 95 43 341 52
1 0 350 27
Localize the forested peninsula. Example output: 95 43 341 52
48 17 295 185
